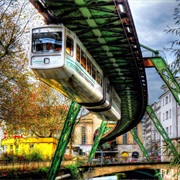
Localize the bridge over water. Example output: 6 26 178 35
80 162 172 179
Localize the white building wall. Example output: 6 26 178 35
145 77 180 161
160 90 179 140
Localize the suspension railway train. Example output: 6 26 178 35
29 25 121 121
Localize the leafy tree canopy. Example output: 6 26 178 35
164 2 180 75
0 0 71 138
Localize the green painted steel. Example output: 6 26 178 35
48 101 81 180
30 0 148 144
130 129 162 180
146 105 179 158
140 44 159 57
141 44 180 106
150 57 180 106
88 120 108 163
130 129 151 162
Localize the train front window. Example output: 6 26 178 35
32 28 62 53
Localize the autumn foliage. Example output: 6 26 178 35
0 1 71 139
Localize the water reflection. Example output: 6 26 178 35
90 175 117 180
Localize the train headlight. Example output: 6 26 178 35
44 58 50 64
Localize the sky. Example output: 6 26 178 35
128 0 178 104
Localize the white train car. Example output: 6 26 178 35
29 25 121 121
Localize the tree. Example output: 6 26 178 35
2 79 71 138
164 2 180 75
0 0 33 126
0 0 71 138
22 81 71 138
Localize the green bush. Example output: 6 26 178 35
1 150 44 162
1 152 14 161
38 167 49 178
26 149 43 161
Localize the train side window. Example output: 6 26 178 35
76 44 80 62
66 36 74 56
92 65 96 80
106 80 111 102
106 81 110 95
96 73 102 86
81 50 86 69
86 57 91 74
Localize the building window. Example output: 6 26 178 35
29 144 34 151
163 113 165 121
123 133 128 144
4 146 7 152
166 127 169 135
166 96 168 104
166 111 168 120
10 145 13 153
169 94 171 102
15 146 19 153
81 126 86 145
169 109 171 118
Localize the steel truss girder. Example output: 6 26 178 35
146 105 179 158
88 120 108 163
150 57 180 106
48 101 81 180
130 129 162 180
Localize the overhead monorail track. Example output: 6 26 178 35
29 0 148 143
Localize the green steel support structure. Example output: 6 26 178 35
141 44 180 158
131 45 180 179
141 44 180 106
130 129 151 162
130 129 162 180
88 120 108 164
48 101 81 180
146 105 179 159
150 57 180 106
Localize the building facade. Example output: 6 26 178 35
116 121 144 162
144 101 161 161
144 77 180 162
71 112 144 162
1 112 145 163
1 137 58 159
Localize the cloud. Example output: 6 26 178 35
129 0 178 63
128 0 178 104
145 68 164 104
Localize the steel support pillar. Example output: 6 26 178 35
150 57 180 106
48 101 81 180
130 129 162 180
88 120 108 163
141 44 180 106
146 105 179 159
130 129 151 162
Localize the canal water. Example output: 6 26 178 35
90 175 117 180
